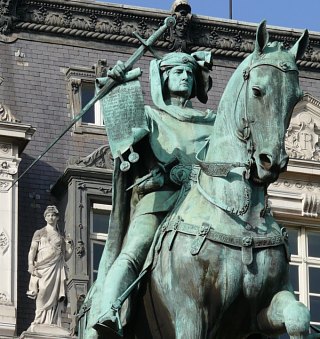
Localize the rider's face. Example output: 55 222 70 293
167 65 194 99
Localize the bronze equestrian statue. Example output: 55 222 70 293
79 20 312 339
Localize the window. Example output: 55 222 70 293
278 225 320 338
279 225 320 339
288 226 320 326
80 82 104 126
66 64 107 134
89 202 111 283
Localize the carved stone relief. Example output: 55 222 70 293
0 0 18 35
302 193 320 217
12 0 320 70
0 103 21 123
270 179 320 192
0 229 9 254
68 144 114 170
269 178 320 218
285 94 320 161
0 160 18 178
0 143 11 155
0 291 9 304
169 0 192 52
0 181 9 190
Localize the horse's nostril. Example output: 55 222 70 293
259 153 273 170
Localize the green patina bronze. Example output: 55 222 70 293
79 21 312 339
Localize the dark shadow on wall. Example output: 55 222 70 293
16 153 63 335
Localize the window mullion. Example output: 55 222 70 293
299 228 309 306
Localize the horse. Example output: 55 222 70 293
128 21 311 339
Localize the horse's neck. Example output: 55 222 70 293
198 58 269 228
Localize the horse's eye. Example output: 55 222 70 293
252 86 262 97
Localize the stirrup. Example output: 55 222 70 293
94 271 148 337
94 304 123 337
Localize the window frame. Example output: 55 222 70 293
66 66 105 135
285 220 320 327
88 201 111 284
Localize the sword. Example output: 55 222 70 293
4 16 176 192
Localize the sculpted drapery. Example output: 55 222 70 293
27 205 74 328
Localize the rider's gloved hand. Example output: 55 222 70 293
107 60 126 82
136 168 165 195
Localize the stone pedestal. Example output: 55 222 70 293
0 121 35 336
20 326 77 339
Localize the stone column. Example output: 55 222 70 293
0 121 35 337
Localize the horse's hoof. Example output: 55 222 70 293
283 301 310 337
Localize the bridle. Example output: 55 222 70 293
196 52 299 216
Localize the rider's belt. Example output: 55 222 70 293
163 220 288 265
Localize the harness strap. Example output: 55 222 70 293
161 218 289 265
196 139 248 177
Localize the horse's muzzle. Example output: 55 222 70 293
258 153 288 171
253 152 289 183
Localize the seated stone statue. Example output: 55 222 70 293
86 51 216 337
27 205 74 332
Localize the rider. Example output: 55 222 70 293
86 51 216 337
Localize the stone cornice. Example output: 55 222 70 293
301 92 320 108
0 0 319 70
0 122 36 154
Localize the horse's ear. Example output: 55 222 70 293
255 20 269 54
290 30 309 60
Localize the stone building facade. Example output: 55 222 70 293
0 0 319 337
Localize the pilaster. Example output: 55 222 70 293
0 121 35 337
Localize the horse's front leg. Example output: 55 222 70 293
257 290 310 339
174 300 207 339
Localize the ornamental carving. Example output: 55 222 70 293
270 179 320 193
76 240 85 258
45 12 65 27
302 193 320 217
32 4 47 24
0 160 18 178
0 0 18 34
70 78 81 94
0 181 9 190
285 94 320 161
10 0 320 69
0 292 9 304
0 230 9 254
285 113 319 160
68 144 114 170
71 16 90 31
0 143 11 154
0 103 21 123
168 0 192 52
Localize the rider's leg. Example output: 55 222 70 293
93 212 164 334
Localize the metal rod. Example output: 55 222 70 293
229 0 233 19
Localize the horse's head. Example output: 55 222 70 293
235 21 308 184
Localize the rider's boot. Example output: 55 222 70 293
93 308 121 337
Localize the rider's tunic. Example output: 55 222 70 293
133 105 214 217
